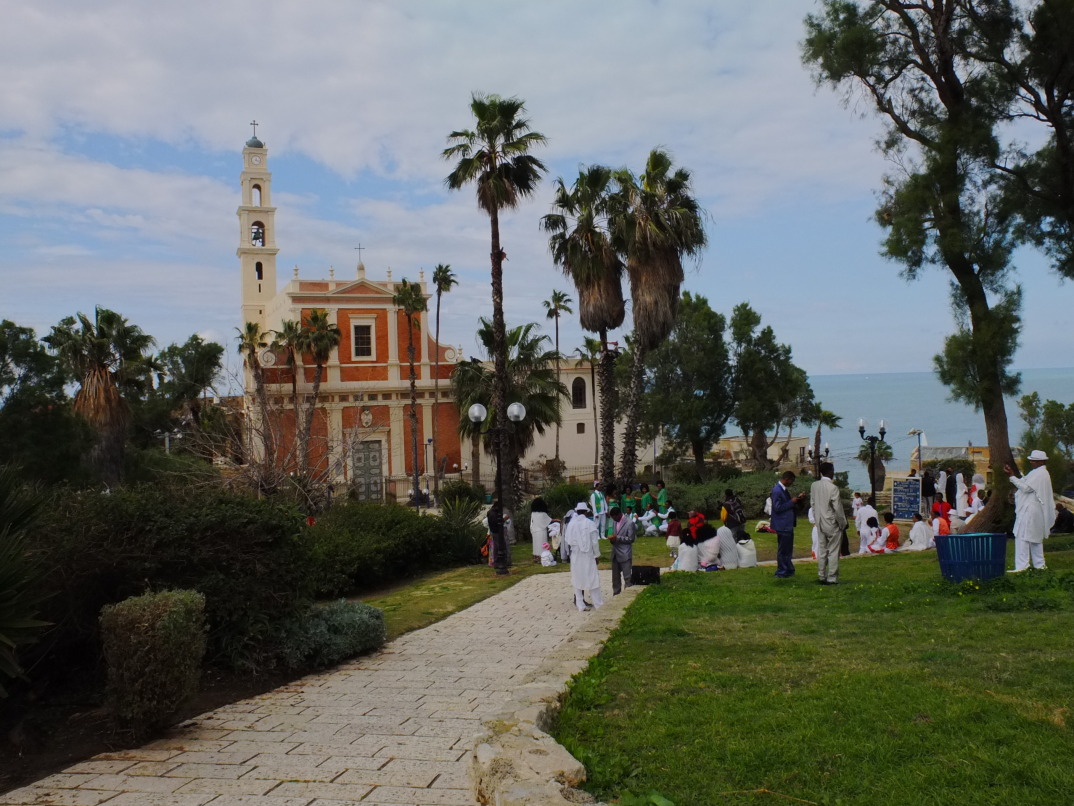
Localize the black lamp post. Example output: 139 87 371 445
858 418 886 506
807 443 830 476
468 400 527 575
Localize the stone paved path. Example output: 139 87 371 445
2 572 638 806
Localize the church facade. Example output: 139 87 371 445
237 134 464 499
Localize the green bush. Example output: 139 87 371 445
28 483 311 672
276 600 387 670
439 479 486 504
99 590 206 736
306 501 483 596
667 470 812 519
0 466 49 696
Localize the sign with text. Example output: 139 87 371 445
891 477 922 520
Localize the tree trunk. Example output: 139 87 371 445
590 359 599 477
553 314 561 467
618 345 646 488
489 212 508 500
298 361 324 477
407 319 420 508
691 440 706 475
813 424 822 478
433 293 442 498
248 359 275 474
750 428 768 469
597 329 616 483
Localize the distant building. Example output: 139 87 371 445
237 134 463 500
714 435 811 470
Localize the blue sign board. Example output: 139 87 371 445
891 477 922 520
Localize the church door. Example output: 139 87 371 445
352 440 384 502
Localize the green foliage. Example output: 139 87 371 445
305 502 483 597
0 467 50 696
666 470 796 519
629 293 733 467
439 479 486 504
99 589 206 736
540 481 593 518
555 546 1074 805
1019 391 1074 487
729 303 814 464
275 600 386 670
29 483 310 672
439 496 485 545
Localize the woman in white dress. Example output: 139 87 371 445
529 497 553 563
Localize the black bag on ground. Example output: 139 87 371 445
631 565 661 585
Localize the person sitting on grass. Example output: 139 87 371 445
861 515 884 554
932 510 951 538
899 512 934 551
882 512 901 552
639 501 663 536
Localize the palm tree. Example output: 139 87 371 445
542 165 625 483
857 440 894 500
807 406 842 478
431 264 457 499
46 307 155 484
451 319 565 510
612 149 707 486
542 289 573 468
271 319 304 425
443 93 547 506
574 338 602 477
235 322 275 470
393 278 428 506
296 308 342 477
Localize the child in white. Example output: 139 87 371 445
540 542 557 567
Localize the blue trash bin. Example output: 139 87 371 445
935 532 1008 582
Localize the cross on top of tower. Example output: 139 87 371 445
246 120 264 148
355 243 366 261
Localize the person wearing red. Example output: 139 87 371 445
882 512 901 551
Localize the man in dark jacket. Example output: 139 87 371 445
607 506 637 595
771 471 805 578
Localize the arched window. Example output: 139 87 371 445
251 184 262 206
255 262 263 280
251 221 265 246
572 377 587 409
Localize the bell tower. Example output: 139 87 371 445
237 121 279 326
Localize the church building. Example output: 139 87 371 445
237 132 464 500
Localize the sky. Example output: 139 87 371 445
2 0 1070 386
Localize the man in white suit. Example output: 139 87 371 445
810 461 848 585
1005 450 1056 572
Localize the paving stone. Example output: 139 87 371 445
77 774 188 793
0 788 121 805
8 574 637 806
172 778 278 796
266 781 374 800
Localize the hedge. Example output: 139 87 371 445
99 589 206 736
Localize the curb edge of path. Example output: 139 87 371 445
470 580 642 806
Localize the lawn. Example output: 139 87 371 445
359 519 812 638
554 536 1074 806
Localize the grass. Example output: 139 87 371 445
356 520 812 638
553 535 1074 806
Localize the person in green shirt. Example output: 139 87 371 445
639 483 653 513
656 480 668 514
620 486 636 517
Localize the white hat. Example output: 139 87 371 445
1029 449 1049 461
666 506 676 514
575 501 590 512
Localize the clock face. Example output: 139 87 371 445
251 155 262 165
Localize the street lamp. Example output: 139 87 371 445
858 418 887 506
155 428 182 454
468 401 527 575
807 443 830 474
908 428 923 472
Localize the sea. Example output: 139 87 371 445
806 367 1074 491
